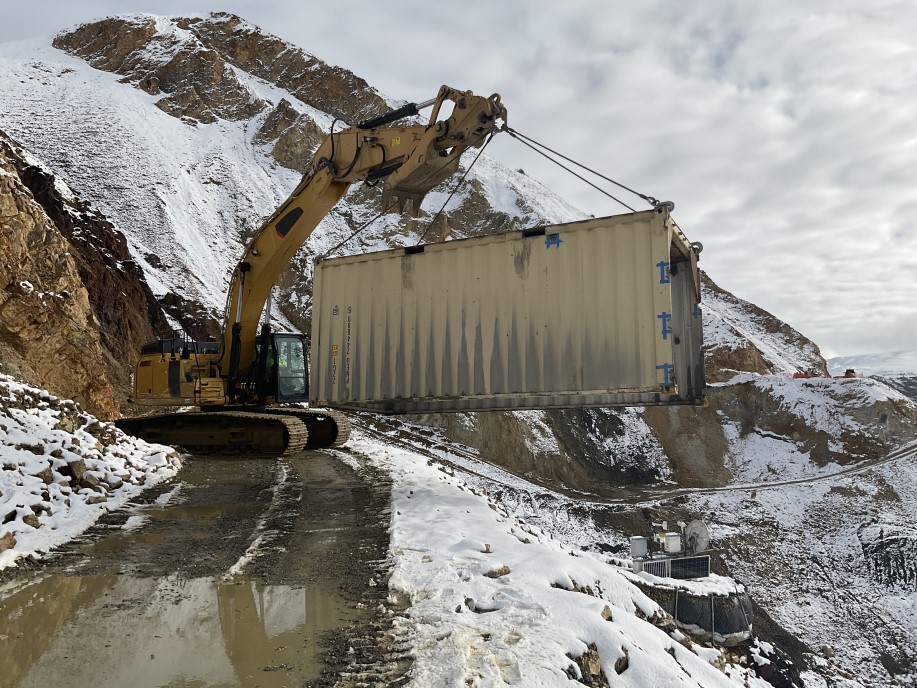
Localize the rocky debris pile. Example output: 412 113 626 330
0 374 180 568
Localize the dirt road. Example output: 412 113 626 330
0 449 406 688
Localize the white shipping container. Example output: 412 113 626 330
310 208 703 413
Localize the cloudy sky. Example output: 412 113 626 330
2 1 913 358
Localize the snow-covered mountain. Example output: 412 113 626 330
703 275 828 381
829 351 917 377
829 351 917 402
1 12 917 686
0 13 584 339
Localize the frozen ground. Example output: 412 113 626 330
350 436 773 687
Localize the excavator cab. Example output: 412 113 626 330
251 333 309 404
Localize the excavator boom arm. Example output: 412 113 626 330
218 86 506 394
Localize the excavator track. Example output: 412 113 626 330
116 410 309 457
261 408 352 449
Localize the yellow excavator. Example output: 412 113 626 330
117 86 507 455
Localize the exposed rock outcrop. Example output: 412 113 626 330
52 13 389 127
176 13 388 124
53 16 267 124
254 98 325 174
0 131 169 416
0 134 118 418
858 518 917 589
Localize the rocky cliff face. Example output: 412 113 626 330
0 133 118 418
0 131 168 418
52 13 389 126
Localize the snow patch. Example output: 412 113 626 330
0 375 180 570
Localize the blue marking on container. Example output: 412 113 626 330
545 233 563 249
656 363 674 387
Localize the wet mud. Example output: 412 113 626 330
0 449 401 688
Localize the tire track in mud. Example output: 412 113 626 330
0 448 411 688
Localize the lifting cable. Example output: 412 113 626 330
323 132 494 256
416 132 495 245
325 121 653 256
324 200 397 257
502 126 662 212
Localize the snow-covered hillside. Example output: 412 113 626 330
829 351 917 402
0 14 584 335
687 446 917 687
366 438 776 687
2 12 917 686
702 276 827 380
0 373 782 687
713 373 912 482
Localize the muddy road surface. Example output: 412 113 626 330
0 448 407 688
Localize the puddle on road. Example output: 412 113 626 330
145 501 261 521
82 531 164 555
0 573 356 688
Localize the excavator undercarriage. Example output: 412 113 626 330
119 331 352 455
116 408 351 457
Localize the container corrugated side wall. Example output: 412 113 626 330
310 210 703 413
